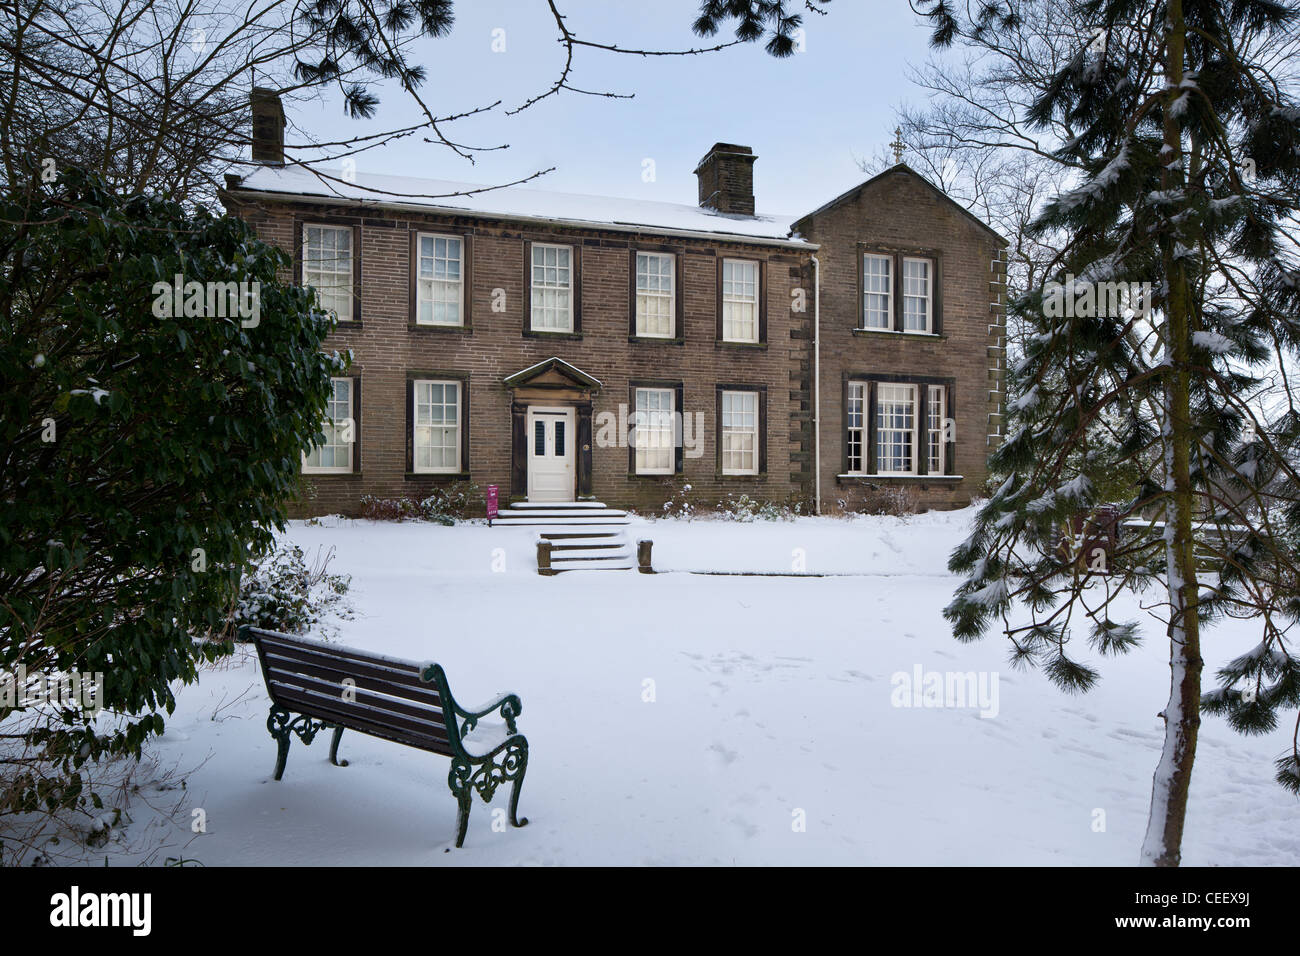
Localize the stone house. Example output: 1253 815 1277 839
220 93 1006 517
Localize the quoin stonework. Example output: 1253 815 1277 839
220 91 1008 517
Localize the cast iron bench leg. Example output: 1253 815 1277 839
449 759 473 848
273 734 291 781
446 737 530 847
268 706 293 781
508 743 529 829
329 726 347 767
266 706 332 781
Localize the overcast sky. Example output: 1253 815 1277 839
282 1 942 218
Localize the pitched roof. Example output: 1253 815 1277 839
792 164 1007 245
226 164 813 249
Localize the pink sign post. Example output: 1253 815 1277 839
486 484 499 526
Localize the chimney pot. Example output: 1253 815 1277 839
694 143 757 216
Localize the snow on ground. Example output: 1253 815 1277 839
106 508 1296 865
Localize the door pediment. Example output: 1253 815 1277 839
504 357 602 395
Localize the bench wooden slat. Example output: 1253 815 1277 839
257 630 426 678
267 670 451 740
254 629 424 673
270 686 454 756
268 680 452 746
262 650 444 712
258 636 440 697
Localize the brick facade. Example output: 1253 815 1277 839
222 160 1003 518
223 194 815 516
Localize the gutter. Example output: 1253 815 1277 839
812 254 821 516
222 187 819 252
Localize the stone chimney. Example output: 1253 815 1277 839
250 88 286 165
694 143 757 216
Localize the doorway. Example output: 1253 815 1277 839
526 406 576 502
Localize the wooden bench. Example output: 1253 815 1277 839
241 626 529 848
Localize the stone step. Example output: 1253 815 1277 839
551 548 633 561
497 499 630 532
547 539 629 552
506 501 611 510
496 509 628 520
548 556 636 571
536 531 622 540
536 522 636 573
498 517 631 527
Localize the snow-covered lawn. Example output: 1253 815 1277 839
117 509 1295 865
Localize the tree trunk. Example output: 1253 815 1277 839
1140 0 1202 868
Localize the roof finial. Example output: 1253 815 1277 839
890 126 906 165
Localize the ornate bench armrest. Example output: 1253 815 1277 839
421 663 522 736
457 693 523 736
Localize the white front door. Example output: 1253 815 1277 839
526 406 576 502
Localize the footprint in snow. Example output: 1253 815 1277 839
709 741 739 765
1109 728 1156 741
1056 742 1108 760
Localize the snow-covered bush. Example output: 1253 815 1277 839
420 481 480 523
0 709 194 866
855 486 921 517
231 545 350 634
660 482 696 520
720 493 799 522
358 495 422 522
359 482 481 524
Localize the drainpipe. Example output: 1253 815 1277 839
812 255 821 516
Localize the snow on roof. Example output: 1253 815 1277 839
230 164 812 247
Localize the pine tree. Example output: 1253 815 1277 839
921 0 1300 865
